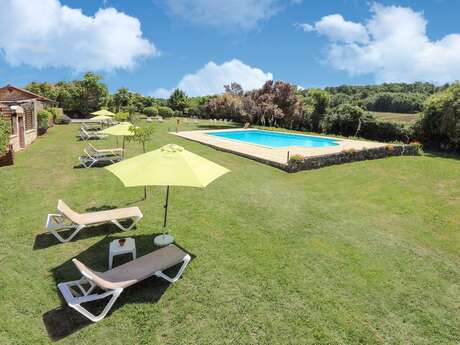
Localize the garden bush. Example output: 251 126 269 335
115 112 129 122
184 105 202 117
37 109 53 129
0 116 11 155
143 106 158 117
158 106 174 118
360 120 413 142
321 104 371 137
322 104 413 142
419 82 460 150
47 107 62 124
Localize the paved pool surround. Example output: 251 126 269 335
172 128 417 172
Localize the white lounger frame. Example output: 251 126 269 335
79 147 123 168
45 212 142 243
81 123 101 131
79 128 107 141
58 254 191 322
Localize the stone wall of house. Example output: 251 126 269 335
0 102 38 151
286 145 420 173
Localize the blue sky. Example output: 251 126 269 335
0 0 459 96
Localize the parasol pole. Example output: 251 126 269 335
163 185 170 235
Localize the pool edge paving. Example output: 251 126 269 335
172 128 387 169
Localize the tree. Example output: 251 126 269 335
113 87 130 112
224 83 244 96
25 82 57 100
126 105 137 122
304 89 331 132
363 92 426 113
25 72 109 117
168 89 189 112
200 80 304 127
321 104 369 136
420 82 460 149
202 93 245 121
79 72 109 115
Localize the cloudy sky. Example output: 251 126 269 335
0 0 459 97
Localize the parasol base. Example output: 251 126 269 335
154 234 174 247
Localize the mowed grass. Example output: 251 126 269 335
0 120 459 345
370 111 420 124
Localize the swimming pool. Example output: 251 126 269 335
207 130 339 148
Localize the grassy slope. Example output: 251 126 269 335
369 112 420 124
0 120 458 345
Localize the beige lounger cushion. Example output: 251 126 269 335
73 244 188 290
58 200 142 225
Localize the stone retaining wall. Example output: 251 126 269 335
286 145 419 173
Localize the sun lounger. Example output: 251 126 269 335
87 143 123 156
81 122 101 131
46 200 143 243
58 244 191 322
79 143 123 168
79 127 107 141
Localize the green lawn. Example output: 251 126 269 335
370 111 420 124
0 120 459 345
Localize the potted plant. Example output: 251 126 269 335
37 109 52 135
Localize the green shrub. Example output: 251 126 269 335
115 112 129 122
126 105 137 116
37 109 53 129
143 106 158 117
322 103 413 142
184 105 202 117
420 82 460 150
47 107 62 123
0 116 11 155
158 106 174 118
321 104 370 137
289 154 304 162
360 120 412 143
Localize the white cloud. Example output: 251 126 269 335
0 0 156 71
298 14 369 43
162 0 300 30
301 3 460 84
152 88 173 98
152 59 273 97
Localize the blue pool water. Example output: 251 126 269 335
208 130 339 148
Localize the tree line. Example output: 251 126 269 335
25 73 460 151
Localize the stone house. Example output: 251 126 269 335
0 85 55 151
